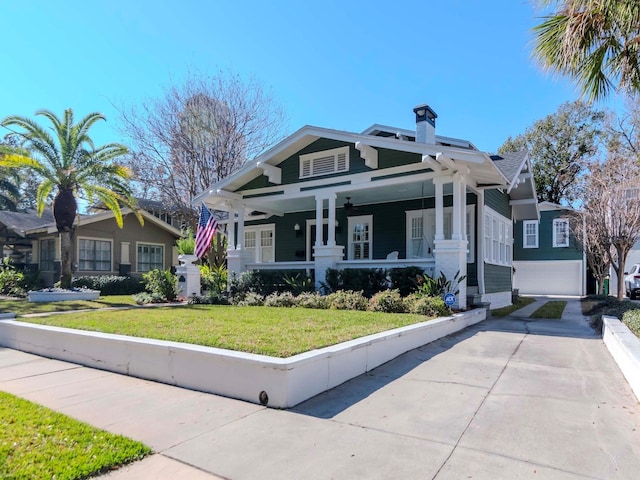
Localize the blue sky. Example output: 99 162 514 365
0 0 613 153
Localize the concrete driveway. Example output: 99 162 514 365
1 298 640 479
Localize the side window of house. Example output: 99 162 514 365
348 215 372 260
553 218 569 247
244 226 275 263
523 220 538 248
79 239 111 271
484 207 512 267
137 244 164 272
39 239 56 271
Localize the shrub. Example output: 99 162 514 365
388 267 424 296
229 269 310 297
369 289 406 313
235 292 265 306
132 292 164 304
326 290 368 311
623 310 640 338
404 294 450 317
142 269 179 302
322 268 388 297
415 270 466 298
187 292 229 305
296 292 329 309
264 291 298 307
72 275 144 295
282 272 314 295
0 258 26 297
200 264 227 294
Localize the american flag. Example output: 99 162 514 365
195 203 218 258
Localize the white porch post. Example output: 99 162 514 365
433 174 468 309
226 204 249 281
228 207 237 249
313 194 344 290
434 177 446 241
237 207 245 249
327 194 336 247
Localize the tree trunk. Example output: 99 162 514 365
53 188 77 289
59 229 73 289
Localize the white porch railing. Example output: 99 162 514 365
245 259 435 275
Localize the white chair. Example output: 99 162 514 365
386 251 399 260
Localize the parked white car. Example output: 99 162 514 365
625 264 640 299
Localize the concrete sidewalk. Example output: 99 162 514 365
2 298 640 479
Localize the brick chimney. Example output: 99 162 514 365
413 104 437 143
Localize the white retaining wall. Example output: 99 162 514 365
0 308 485 408
602 315 640 402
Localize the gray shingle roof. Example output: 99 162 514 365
0 210 55 236
490 150 528 184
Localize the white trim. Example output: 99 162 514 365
553 218 570 248
347 215 373 260
77 236 114 272
299 146 349 179
135 241 165 272
244 224 275 263
523 220 538 249
305 219 331 261
355 142 378 169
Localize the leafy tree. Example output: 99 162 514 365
533 0 640 101
499 100 604 205
116 69 287 226
0 109 141 288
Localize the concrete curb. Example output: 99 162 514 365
0 308 485 408
0 313 16 320
602 315 640 402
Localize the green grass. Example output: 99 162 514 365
0 295 138 315
530 300 567 319
20 305 436 358
0 391 150 480
491 297 536 317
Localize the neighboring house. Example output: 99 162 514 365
0 208 182 286
513 202 586 296
194 104 538 309
0 209 55 265
89 198 191 230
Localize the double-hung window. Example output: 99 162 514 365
39 239 56 271
348 215 372 260
484 207 512 267
523 220 538 248
79 238 111 271
553 218 569 247
137 243 164 272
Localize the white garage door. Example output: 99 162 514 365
513 260 584 296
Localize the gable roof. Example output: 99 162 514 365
0 210 55 237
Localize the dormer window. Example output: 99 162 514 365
299 146 349 179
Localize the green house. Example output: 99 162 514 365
196 104 538 308
513 202 586 296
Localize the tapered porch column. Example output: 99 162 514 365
433 174 468 309
227 203 250 280
313 194 344 290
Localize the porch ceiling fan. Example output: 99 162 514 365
343 197 369 215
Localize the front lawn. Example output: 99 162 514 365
18 305 437 358
0 391 150 480
530 300 567 319
0 295 138 315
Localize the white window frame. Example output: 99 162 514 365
553 218 570 248
406 205 475 262
523 220 538 248
77 236 113 272
136 242 165 272
483 207 512 267
299 146 349 179
348 215 373 260
244 224 275 263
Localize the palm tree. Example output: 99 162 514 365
0 109 141 288
0 167 20 211
533 0 640 101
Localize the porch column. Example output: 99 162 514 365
228 208 237 249
236 205 245 249
433 177 446 241
452 173 466 241
227 205 249 281
315 196 324 246
327 194 336 247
